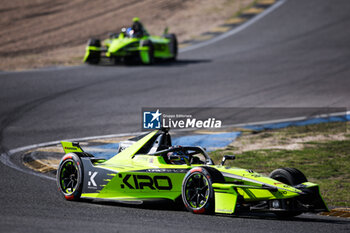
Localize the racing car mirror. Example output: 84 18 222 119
163 27 169 35
221 155 236 166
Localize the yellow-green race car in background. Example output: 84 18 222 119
83 17 177 65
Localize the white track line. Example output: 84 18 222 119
230 111 350 128
1 110 349 181
0 132 141 181
180 0 287 53
0 151 56 181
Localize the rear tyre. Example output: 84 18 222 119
182 167 223 214
85 38 101 64
165 34 178 61
269 168 307 217
56 153 83 201
87 38 101 47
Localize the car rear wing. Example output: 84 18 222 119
61 141 84 154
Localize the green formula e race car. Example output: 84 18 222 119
83 18 177 65
57 129 328 217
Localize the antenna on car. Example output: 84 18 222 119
160 127 170 133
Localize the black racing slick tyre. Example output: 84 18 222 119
56 153 84 201
269 168 307 186
88 38 101 47
165 33 178 61
269 168 307 218
182 167 223 214
85 38 101 64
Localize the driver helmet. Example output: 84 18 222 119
131 17 144 37
167 147 189 164
126 27 134 36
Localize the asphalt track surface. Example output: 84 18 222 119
1 0 350 232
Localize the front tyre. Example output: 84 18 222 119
165 34 178 61
269 167 307 186
269 167 307 218
85 38 101 65
56 153 83 201
182 167 215 214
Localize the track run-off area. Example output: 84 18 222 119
1 0 350 232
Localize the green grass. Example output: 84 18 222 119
210 122 350 207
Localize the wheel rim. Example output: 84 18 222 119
59 160 79 194
184 172 210 209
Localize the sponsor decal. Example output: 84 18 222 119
88 171 98 188
64 147 79 151
120 174 172 190
145 168 189 173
